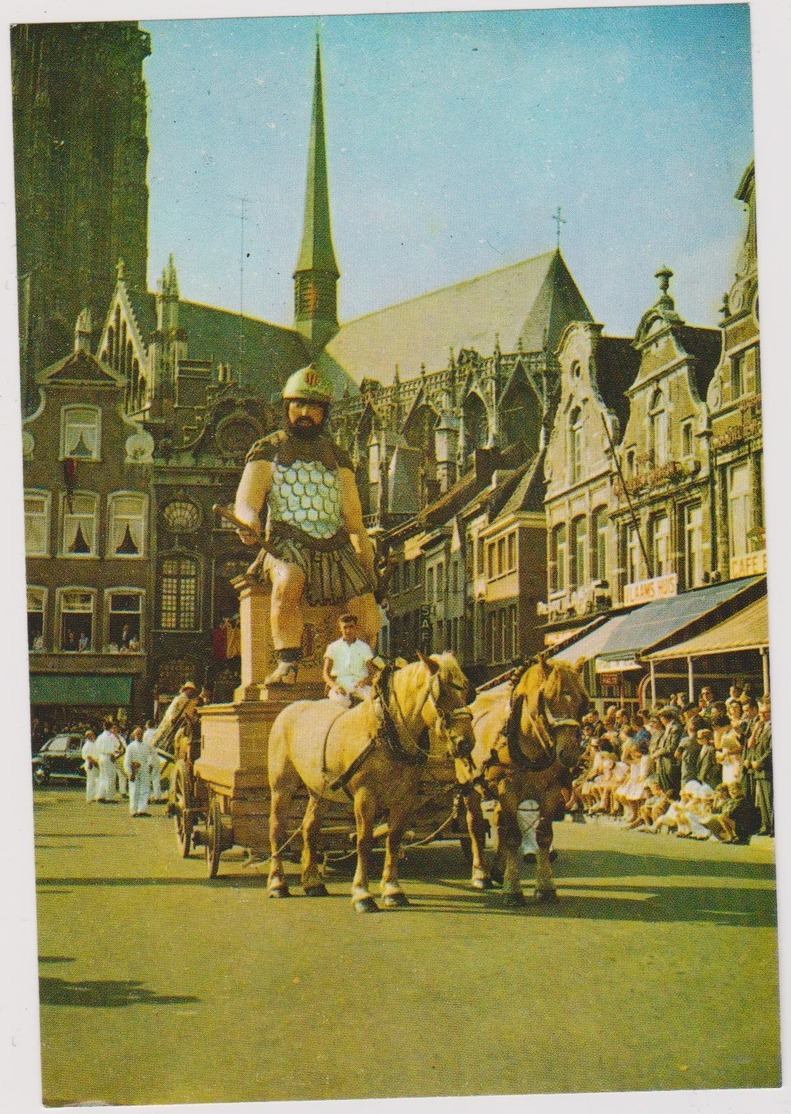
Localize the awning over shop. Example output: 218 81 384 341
29 675 133 706
644 596 768 662
551 576 764 668
543 617 605 649
549 612 635 664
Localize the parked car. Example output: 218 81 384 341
32 733 86 786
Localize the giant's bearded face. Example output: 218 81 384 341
285 399 328 439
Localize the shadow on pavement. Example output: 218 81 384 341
38 832 135 839
39 976 200 1009
39 956 74 964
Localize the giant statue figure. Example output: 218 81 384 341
234 364 380 685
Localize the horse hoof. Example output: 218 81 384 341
354 897 380 914
535 888 559 903
502 891 527 908
490 867 504 886
304 884 329 897
472 876 495 890
383 892 410 908
268 885 290 899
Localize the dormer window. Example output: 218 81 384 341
569 407 583 484
648 388 667 466
61 405 101 461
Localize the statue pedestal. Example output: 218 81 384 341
232 575 350 702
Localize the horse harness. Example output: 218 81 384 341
325 662 472 798
479 665 583 790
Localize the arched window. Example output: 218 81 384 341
462 393 488 456
569 407 583 483
648 388 667 466
158 554 200 630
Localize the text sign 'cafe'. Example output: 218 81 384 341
622 573 678 607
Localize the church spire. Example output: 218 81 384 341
293 32 340 356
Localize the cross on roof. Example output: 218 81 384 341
552 207 566 249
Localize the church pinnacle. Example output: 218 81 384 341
293 33 340 356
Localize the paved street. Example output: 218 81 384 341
33 787 779 1107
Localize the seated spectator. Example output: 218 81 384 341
615 737 652 825
704 781 753 843
634 778 673 831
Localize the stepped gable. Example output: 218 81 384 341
321 249 592 387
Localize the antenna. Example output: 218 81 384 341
231 194 250 389
552 206 566 250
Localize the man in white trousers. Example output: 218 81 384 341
124 727 154 817
142 718 165 802
95 719 122 802
81 729 99 802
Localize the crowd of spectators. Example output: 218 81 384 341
566 681 773 842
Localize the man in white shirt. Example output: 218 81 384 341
142 718 166 801
322 614 376 707
81 729 99 802
95 720 123 802
124 726 155 817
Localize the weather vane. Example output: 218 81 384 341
552 206 566 249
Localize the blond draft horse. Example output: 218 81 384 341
457 655 589 905
267 651 475 913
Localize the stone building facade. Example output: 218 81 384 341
541 322 639 637
609 271 721 606
706 162 764 583
23 316 154 724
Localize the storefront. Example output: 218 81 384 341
550 575 766 711
642 595 769 704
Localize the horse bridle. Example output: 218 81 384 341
503 669 585 772
375 663 474 763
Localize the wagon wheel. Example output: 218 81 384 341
172 761 193 858
205 796 233 879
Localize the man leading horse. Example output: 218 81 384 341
234 364 380 686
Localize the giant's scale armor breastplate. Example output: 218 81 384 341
269 458 343 539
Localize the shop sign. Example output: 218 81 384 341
730 549 766 578
623 573 678 606
599 673 619 687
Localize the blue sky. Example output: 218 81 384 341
141 5 754 342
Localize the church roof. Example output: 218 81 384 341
124 291 358 403
319 249 593 386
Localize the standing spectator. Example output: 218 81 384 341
746 696 773 836
653 705 683 799
739 698 760 803
697 685 715 719
675 719 704 788
123 727 154 817
696 728 721 790
81 729 100 802
95 719 122 802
